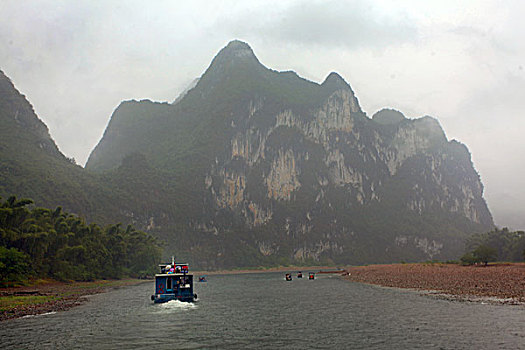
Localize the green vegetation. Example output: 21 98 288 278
0 294 59 312
0 196 161 286
460 245 498 266
461 228 525 265
0 246 31 285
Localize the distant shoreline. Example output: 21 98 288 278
343 263 525 305
193 265 343 275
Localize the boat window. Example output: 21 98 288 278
167 277 172 290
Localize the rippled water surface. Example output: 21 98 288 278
1 272 524 349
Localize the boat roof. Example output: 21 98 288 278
155 273 193 277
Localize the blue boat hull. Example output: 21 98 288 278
151 263 197 303
152 293 196 303
151 271 196 303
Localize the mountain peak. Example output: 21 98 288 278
214 40 258 63
224 40 253 54
372 108 406 125
321 72 352 92
195 40 261 88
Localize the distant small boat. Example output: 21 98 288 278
198 276 207 282
309 273 315 280
285 273 292 281
297 271 303 278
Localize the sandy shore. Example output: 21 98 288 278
344 263 525 304
0 279 149 322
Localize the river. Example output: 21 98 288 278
1 272 524 349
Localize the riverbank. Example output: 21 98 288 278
0 279 149 321
344 263 525 304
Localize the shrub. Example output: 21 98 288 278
460 252 478 266
472 245 497 266
0 246 32 286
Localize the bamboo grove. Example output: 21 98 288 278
0 196 161 286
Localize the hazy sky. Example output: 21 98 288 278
1 0 524 228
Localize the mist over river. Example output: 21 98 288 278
1 272 523 349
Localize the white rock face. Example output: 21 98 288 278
201 76 489 263
190 222 219 235
385 119 444 175
293 241 343 261
215 169 246 208
258 241 278 256
231 129 267 166
265 149 301 200
146 217 155 231
244 201 273 226
395 235 444 259
212 86 484 226
275 90 358 146
326 149 364 185
451 185 479 223
414 237 443 258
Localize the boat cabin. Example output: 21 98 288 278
151 263 197 303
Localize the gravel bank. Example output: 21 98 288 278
0 279 149 321
344 263 525 304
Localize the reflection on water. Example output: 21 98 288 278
0 272 524 349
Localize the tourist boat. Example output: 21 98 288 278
297 271 303 278
309 273 315 280
285 273 292 281
150 259 197 303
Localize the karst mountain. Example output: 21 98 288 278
1 41 493 268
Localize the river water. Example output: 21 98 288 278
1 272 524 349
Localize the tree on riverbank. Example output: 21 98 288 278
461 228 525 265
0 246 31 285
0 196 161 286
472 245 497 266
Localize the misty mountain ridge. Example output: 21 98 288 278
85 40 493 268
1 41 493 268
0 69 153 225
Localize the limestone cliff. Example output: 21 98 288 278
86 41 493 268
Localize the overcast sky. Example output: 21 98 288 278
1 0 524 228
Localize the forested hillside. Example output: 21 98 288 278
0 196 161 286
0 69 141 225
